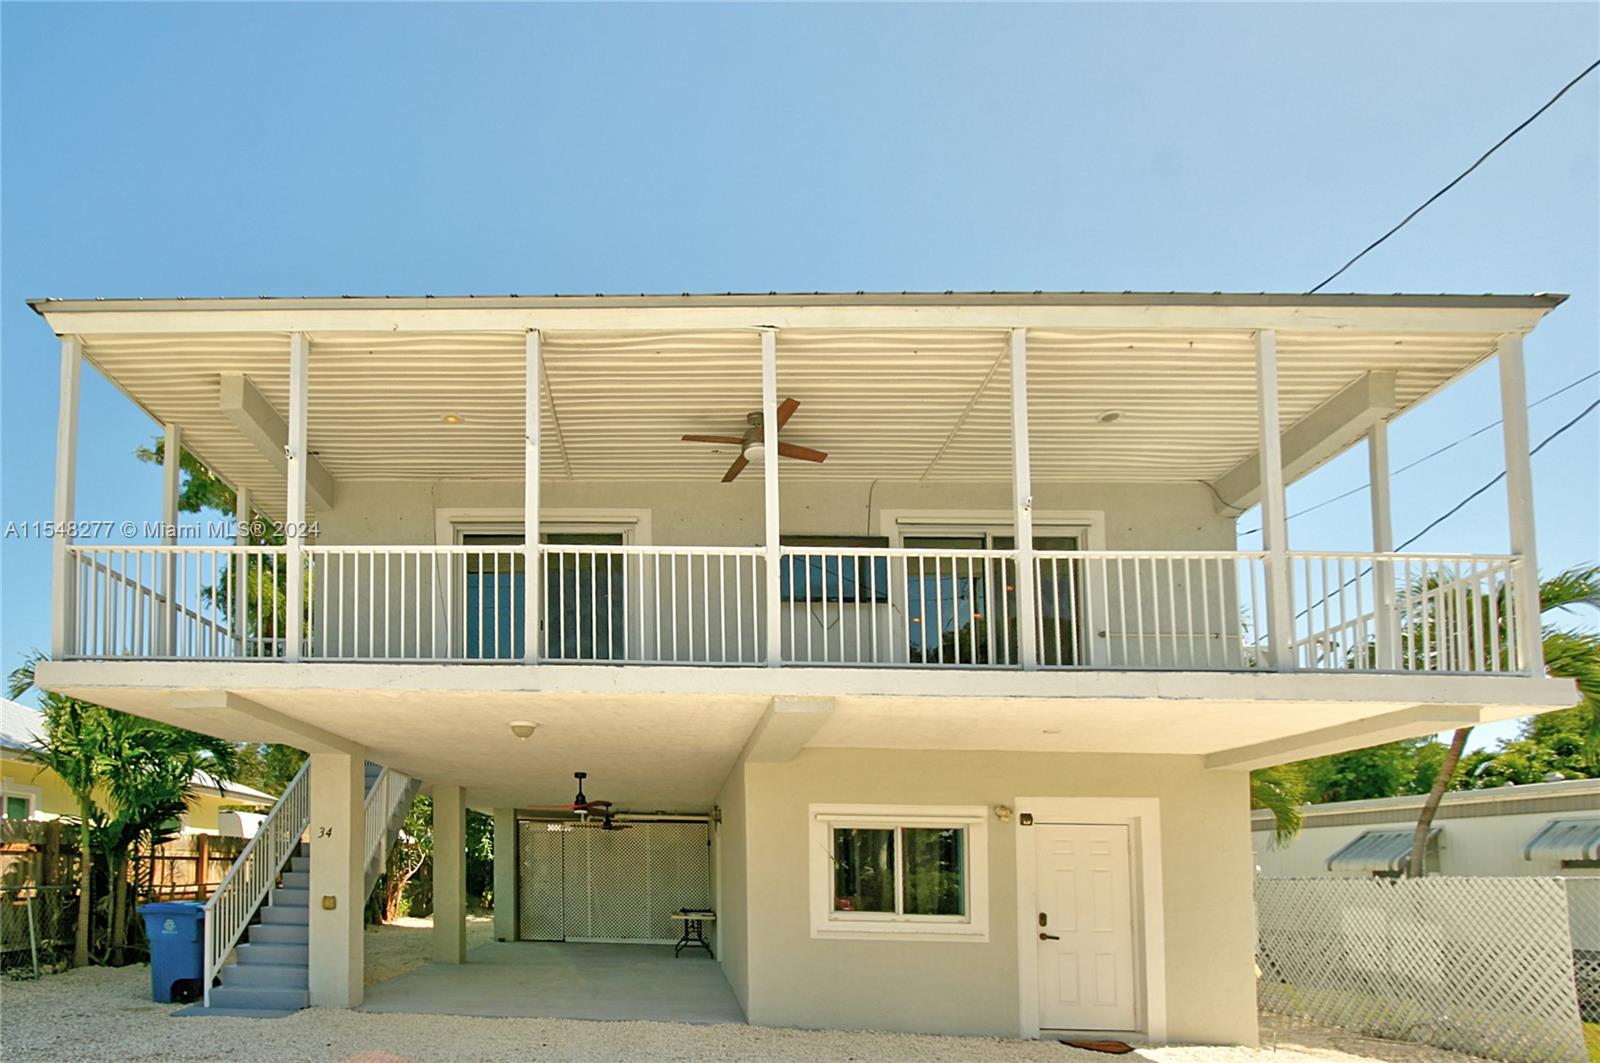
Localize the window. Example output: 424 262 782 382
2 792 35 820
780 536 890 604
809 805 989 939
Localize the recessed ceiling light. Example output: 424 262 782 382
443 413 465 425
1042 728 1062 735
1095 410 1123 425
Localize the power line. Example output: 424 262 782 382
1237 369 1600 535
1392 397 1597 552
1307 58 1600 294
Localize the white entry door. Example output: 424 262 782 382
1035 823 1138 1031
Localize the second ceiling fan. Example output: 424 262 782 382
680 397 828 482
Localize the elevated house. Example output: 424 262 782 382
28 291 1576 1039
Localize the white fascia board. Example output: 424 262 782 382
35 302 1556 337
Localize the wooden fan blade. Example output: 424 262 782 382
722 455 750 482
681 434 744 445
777 442 827 463
774 397 800 429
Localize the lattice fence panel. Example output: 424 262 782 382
1256 877 1585 1063
1565 877 1600 1022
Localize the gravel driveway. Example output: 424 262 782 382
0 920 1491 1063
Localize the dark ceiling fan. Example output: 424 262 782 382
680 397 828 482
524 771 613 817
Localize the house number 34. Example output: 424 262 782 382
316 826 334 839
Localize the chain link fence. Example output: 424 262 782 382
1 886 79 976
1565 877 1600 1022
1257 876 1586 1063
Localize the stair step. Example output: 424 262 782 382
259 906 308 926
271 888 310 908
279 871 309 890
247 923 307 946
235 942 308 966
289 856 311 873
222 962 308 989
206 984 308 1012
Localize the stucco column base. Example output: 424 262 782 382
432 783 467 963
308 751 365 1008
492 807 517 941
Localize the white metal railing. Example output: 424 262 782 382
65 545 288 659
364 766 412 879
777 546 1019 666
202 760 309 1006
1035 550 1270 670
60 543 1534 676
1290 552 1526 674
541 545 766 664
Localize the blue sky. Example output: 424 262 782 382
2 4 1596 750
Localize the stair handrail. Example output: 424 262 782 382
363 766 412 886
202 759 311 1007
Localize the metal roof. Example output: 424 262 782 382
1326 828 1440 873
27 290 1570 314
1524 819 1600 862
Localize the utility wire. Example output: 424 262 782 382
1238 369 1600 535
1307 58 1600 294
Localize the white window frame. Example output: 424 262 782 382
877 509 1107 550
809 803 989 941
0 780 42 820
433 507 653 546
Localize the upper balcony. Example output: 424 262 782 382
34 291 1563 684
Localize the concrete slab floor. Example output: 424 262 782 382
359 941 746 1025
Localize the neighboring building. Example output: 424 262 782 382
0 697 273 834
1252 777 1600 879
27 291 1577 1040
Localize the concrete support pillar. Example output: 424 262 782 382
308 751 364 1008
432 784 467 964
492 808 517 942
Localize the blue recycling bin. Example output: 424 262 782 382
139 900 206 1003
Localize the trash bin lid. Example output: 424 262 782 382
138 901 205 914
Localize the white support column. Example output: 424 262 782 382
1497 333 1544 674
1009 328 1039 670
51 337 82 658
492 808 517 942
432 783 467 964
233 485 252 653
285 334 309 661
161 423 182 655
761 329 782 666
307 750 365 1007
1255 330 1295 671
524 330 541 663
1368 421 1398 670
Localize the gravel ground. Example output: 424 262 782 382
0 922 1493 1063
364 915 495 986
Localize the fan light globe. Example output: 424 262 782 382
742 440 766 463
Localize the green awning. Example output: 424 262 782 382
1326 828 1439 873
1524 819 1600 862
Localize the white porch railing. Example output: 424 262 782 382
202 760 309 1007
1035 550 1270 670
60 544 1534 676
1289 552 1527 674
777 546 1020 666
66 545 287 659
364 766 413 877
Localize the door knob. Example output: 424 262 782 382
1039 932 1060 941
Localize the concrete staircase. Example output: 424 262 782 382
183 762 416 1018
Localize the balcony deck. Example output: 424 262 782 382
63 542 1531 677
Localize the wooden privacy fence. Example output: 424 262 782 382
1 820 247 898
1256 876 1588 1063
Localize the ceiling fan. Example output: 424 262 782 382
524 771 613 818
680 397 828 482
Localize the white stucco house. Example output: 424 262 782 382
27 291 1577 1039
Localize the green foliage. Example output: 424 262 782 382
231 743 307 795
1249 764 1307 843
1296 739 1440 804
133 437 237 518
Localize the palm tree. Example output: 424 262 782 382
8 652 104 967
1250 764 1308 844
1406 565 1600 877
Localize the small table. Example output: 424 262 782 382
671 909 716 958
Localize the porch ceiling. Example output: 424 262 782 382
36 293 1561 521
